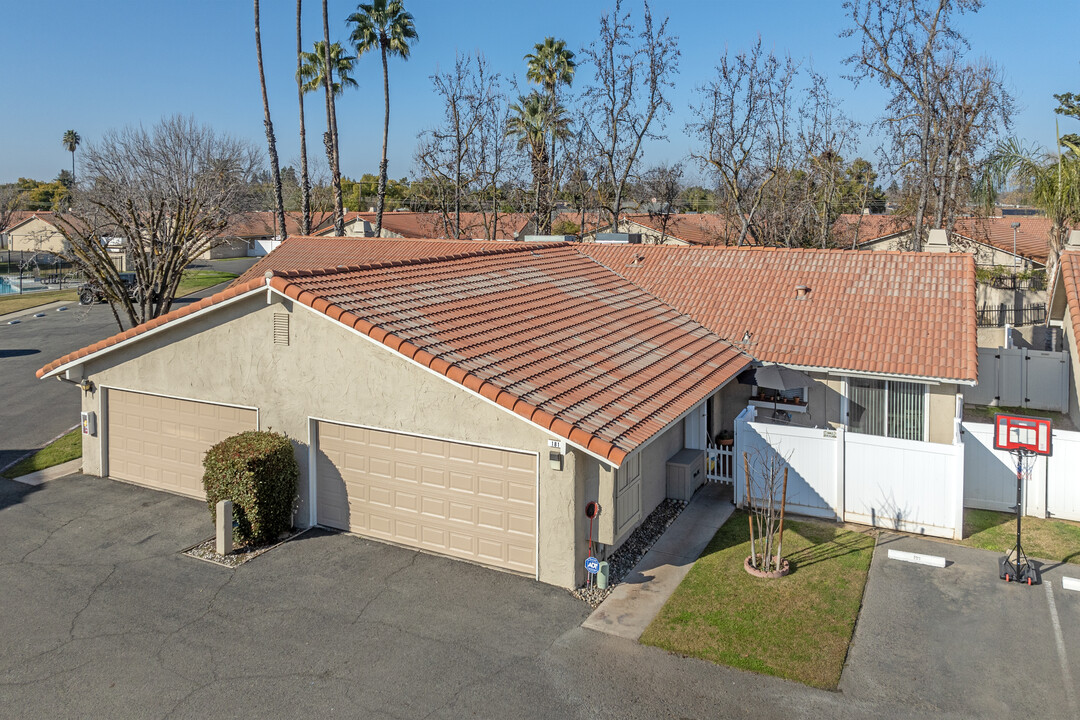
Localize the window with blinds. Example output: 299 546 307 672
847 377 925 441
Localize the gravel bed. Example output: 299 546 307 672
570 498 687 607
182 528 307 568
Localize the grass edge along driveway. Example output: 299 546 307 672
641 512 875 689
1 428 82 479
0 270 237 317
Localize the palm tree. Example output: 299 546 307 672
255 0 287 241
980 132 1080 278
348 0 418 237
507 92 570 228
322 0 346 236
296 0 311 236
525 37 575 233
61 130 81 182
298 41 358 96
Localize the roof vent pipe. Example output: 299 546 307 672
795 285 811 300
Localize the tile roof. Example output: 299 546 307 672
219 211 336 238
1052 250 1080 350
619 214 750 246
231 236 517 286
39 243 749 465
326 211 533 240
837 213 1059 264
579 244 977 383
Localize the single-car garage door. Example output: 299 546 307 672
106 389 258 499
315 421 537 576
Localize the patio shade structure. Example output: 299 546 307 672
736 363 813 391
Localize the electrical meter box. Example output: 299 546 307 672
81 411 96 436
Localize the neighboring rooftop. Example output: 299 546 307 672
322 211 533 241
579 243 977 383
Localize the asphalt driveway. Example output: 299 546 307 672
841 532 1080 718
5 474 1075 719
0 259 257 471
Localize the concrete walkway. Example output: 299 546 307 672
7 457 82 486
583 481 734 640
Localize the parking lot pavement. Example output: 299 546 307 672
1 473 965 720
841 532 1080 718
0 262 257 471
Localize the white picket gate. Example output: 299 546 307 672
735 406 964 538
962 421 1080 521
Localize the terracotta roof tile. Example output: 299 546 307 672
1056 251 1080 350
579 244 977 383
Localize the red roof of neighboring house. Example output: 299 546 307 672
953 216 1055 265
231 236 516 286
220 211 336 239
619 213 750 246
324 211 532 240
580 243 977 383
838 213 1058 264
38 243 748 465
1051 250 1080 350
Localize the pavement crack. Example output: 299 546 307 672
69 565 117 640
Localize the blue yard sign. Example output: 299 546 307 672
585 556 600 575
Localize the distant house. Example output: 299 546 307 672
320 211 534 241
839 214 1055 270
2 212 75 255
202 211 338 259
583 213 747 246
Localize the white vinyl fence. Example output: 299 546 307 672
962 421 1080 522
964 347 1069 411
735 406 965 539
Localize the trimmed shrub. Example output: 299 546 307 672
202 430 299 544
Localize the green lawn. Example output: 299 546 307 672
960 508 1080 564
0 289 77 317
175 270 237 296
0 270 237 318
641 513 876 689
2 429 82 479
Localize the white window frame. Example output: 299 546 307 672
841 377 929 442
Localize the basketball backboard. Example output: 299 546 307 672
993 413 1052 455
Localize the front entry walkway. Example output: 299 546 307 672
583 482 734 639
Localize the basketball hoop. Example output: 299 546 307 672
993 414 1051 586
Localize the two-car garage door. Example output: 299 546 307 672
315 421 537 576
106 389 258 499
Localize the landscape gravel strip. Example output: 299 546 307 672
571 498 687 607
182 527 309 568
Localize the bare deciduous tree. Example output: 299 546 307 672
581 0 679 233
640 162 683 244
416 53 486 238
56 116 261 331
688 39 797 247
843 0 1010 250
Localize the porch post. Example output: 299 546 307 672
835 426 845 522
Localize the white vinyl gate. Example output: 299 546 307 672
962 421 1080 521
964 347 1069 411
735 407 964 539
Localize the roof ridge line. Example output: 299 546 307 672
273 242 569 279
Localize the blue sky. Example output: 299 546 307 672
1 0 1076 186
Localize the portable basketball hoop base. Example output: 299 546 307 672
992 414 1051 587
997 447 1040 585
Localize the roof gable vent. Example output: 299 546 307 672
795 285 811 300
273 312 290 345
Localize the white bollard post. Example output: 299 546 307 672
216 500 233 556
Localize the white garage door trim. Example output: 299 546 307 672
101 386 259 490
308 417 540 579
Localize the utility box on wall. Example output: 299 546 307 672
81 410 96 437
666 448 704 501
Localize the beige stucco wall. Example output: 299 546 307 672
8 218 67 254
631 419 685 537
72 292 596 587
717 370 957 445
199 238 251 260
